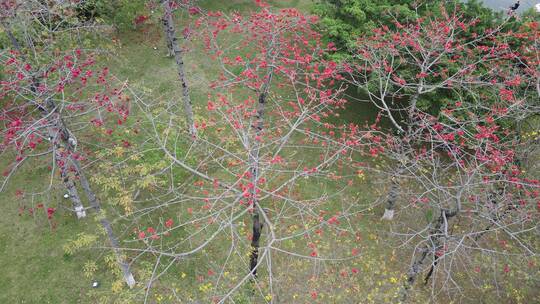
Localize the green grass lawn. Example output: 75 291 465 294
0 159 100 303
1 0 537 303
0 2 332 302
92 10 409 301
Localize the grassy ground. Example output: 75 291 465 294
0 2 325 303
0 158 99 303
1 0 537 303
0 1 389 302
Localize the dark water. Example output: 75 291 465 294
480 0 537 12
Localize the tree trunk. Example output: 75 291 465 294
247 61 274 277
72 156 136 288
161 16 174 57
382 161 408 221
249 212 263 276
381 175 400 220
382 88 421 221
53 145 86 219
44 99 88 219
247 94 266 277
99 218 137 288
161 0 197 138
2 22 87 219
401 209 457 300
42 103 87 219
45 105 135 286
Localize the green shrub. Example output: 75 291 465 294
75 0 148 30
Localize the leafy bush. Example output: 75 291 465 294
313 0 503 60
313 0 419 60
75 0 148 30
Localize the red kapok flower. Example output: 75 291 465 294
47 207 56 219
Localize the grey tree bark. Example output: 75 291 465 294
381 174 400 220
2 21 135 287
72 159 136 288
1 21 88 218
381 89 420 221
400 208 458 300
248 65 274 277
161 0 197 138
55 108 137 288
161 16 174 57
55 147 86 219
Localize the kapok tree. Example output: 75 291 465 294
0 0 136 287
122 5 371 302
372 111 539 301
347 6 539 220
346 7 539 301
